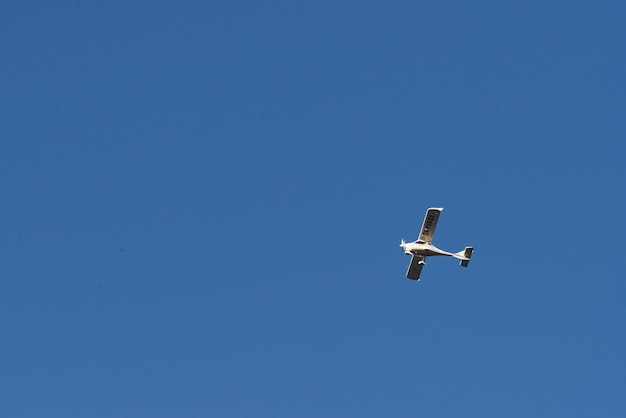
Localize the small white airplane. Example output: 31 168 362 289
400 207 473 281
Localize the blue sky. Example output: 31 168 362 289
2 1 626 417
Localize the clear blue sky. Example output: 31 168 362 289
2 2 625 417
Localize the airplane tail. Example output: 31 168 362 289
454 246 473 267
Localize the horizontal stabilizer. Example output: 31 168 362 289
459 246 473 267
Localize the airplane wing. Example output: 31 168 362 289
406 255 425 281
417 207 443 243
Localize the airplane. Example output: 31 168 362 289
400 207 473 281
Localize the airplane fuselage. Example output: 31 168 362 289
401 241 455 258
